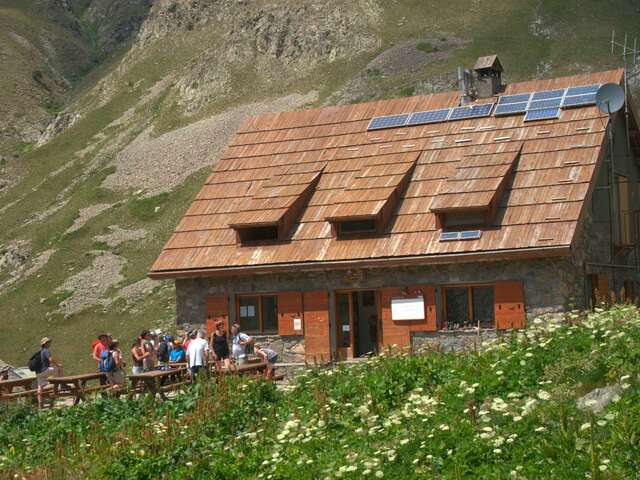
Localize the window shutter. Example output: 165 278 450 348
408 286 437 332
277 292 304 336
379 287 411 347
303 291 330 364
494 281 525 329
596 274 609 303
205 295 229 331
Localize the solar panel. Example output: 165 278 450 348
367 114 410 130
531 89 565 101
494 102 528 116
449 103 494 120
528 98 563 110
439 231 460 241
523 107 561 122
407 108 450 126
460 230 482 240
561 93 597 108
498 93 531 105
565 84 600 96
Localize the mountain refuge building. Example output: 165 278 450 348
150 60 640 363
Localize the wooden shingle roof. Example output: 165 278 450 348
150 69 626 278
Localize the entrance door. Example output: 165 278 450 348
335 290 379 359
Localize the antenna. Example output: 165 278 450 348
596 83 625 115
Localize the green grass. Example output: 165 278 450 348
1 305 639 479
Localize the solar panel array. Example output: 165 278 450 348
439 230 482 242
366 84 601 130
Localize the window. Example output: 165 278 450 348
617 176 633 246
337 218 377 236
443 211 485 228
238 295 278 334
237 225 278 244
444 286 495 329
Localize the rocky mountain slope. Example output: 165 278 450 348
1 0 640 371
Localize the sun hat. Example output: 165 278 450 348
40 337 51 346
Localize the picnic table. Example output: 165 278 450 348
0 377 37 401
129 367 190 400
48 372 108 405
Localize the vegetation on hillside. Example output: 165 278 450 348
1 305 639 479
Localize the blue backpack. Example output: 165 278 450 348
98 350 117 372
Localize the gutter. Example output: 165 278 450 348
148 245 571 280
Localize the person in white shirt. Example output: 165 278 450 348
186 330 210 378
231 323 253 366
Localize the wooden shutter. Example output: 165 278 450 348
596 274 609 303
277 292 304 336
408 285 437 332
205 295 229 331
303 291 330 363
494 281 525 329
379 287 411 347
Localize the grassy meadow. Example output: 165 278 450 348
1 305 639 479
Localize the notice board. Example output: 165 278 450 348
391 296 425 321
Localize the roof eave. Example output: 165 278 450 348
148 245 572 280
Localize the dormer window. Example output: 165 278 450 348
443 210 486 228
335 218 377 237
430 143 523 228
229 165 325 245
235 224 279 244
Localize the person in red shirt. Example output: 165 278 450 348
92 333 111 384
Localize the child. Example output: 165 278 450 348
255 344 278 379
169 339 186 363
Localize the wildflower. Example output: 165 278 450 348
493 448 502 454
400 439 410 445
596 420 607 427
534 426 546 432
580 423 591 431
599 465 608 471
621 383 631 390
537 390 551 401
621 374 631 381
186 462 193 467
375 471 384 478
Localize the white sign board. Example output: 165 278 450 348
293 318 302 331
391 296 425 321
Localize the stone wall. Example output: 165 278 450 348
175 254 581 327
411 329 498 353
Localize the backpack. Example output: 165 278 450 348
98 350 117 372
28 350 43 372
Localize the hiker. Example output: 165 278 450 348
101 339 125 388
210 320 231 370
92 333 111 384
130 336 148 375
231 323 253 366
31 337 63 409
183 330 196 352
140 330 156 371
255 344 279 379
157 335 171 369
186 330 210 379
169 339 186 363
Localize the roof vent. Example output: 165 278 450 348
457 66 475 105
473 54 504 98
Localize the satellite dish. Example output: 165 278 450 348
595 83 625 114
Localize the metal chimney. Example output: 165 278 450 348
457 66 474 105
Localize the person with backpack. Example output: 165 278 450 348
92 333 111 385
101 339 124 388
140 330 156 371
157 335 171 370
29 337 63 409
